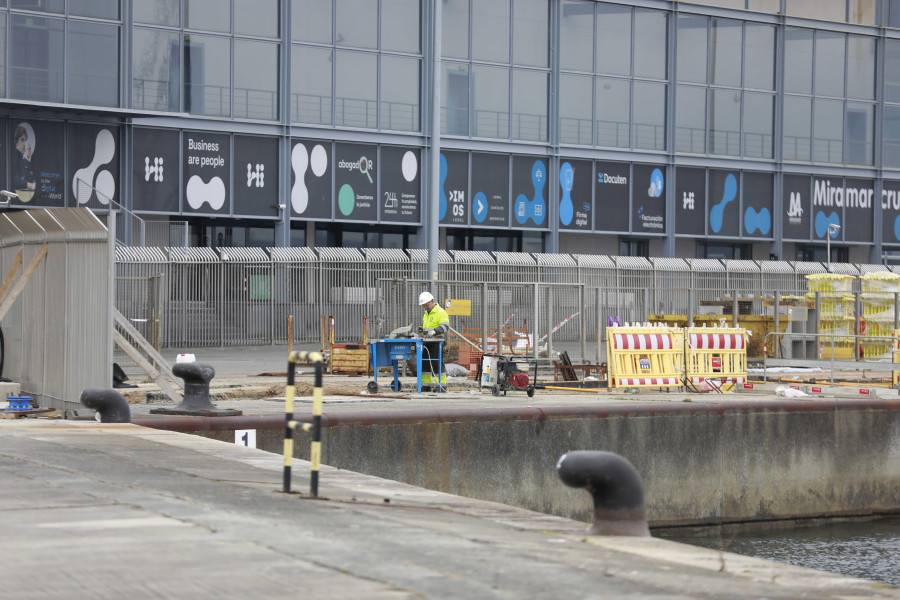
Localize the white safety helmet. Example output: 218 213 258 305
418 291 434 305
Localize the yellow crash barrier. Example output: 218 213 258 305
607 324 682 389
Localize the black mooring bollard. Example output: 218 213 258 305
556 450 650 536
172 362 217 411
80 388 131 423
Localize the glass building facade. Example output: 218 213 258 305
4 0 900 262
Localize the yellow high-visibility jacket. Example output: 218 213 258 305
422 304 450 335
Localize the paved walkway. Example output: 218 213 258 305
3 420 899 599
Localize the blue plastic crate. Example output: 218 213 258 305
6 396 32 411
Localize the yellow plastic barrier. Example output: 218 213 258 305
684 326 748 388
607 324 681 389
892 330 900 387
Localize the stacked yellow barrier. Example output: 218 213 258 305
607 323 681 389
684 325 748 388
806 274 856 360
893 329 900 387
860 272 900 359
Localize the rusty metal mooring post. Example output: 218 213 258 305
150 362 241 416
556 450 650 536
80 388 131 423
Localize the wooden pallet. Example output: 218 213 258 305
331 344 370 375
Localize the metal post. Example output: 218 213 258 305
581 284 586 361
688 287 695 327
815 291 821 361
427 0 442 295
596 287 602 364
732 290 738 327
106 209 116 387
547 286 553 359
534 282 539 361
482 281 488 355
774 291 780 358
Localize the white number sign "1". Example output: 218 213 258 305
235 429 257 448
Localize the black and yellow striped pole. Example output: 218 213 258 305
282 350 324 496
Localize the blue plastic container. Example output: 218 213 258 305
6 396 32 410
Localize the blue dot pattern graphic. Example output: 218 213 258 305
559 162 574 226
744 207 771 235
515 160 546 225
710 173 737 233
815 211 841 238
473 191 488 223
439 153 448 221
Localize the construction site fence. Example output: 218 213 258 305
114 247 900 361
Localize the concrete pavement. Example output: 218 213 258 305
3 419 899 599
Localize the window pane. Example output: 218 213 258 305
596 4 630 76
846 35 875 100
891 0 900 27
845 102 873 165
512 69 547 141
596 76 630 147
335 50 376 127
748 0 781 11
235 0 279 37
743 92 773 159
813 98 843 163
884 105 900 167
709 88 740 156
886 40 900 102
442 0 469 59
473 0 510 63
849 0 878 24
234 40 278 120
682 0 743 7
67 21 119 107
560 0 593 72
291 45 332 125
383 0 420 53
633 80 665 150
815 31 845 97
744 24 774 91
381 55 420 131
677 15 707 84
634 10 666 79
784 28 813 94
710 19 741 87
10 15 64 102
513 0 548 67
783 95 811 161
675 85 706 153
10 0 62 13
0 16 6 98
135 0 180 26
185 34 231 116
293 0 332 43
336 0 377 48
786 0 846 21
442 62 469 135
70 0 119 19
133 28 180 111
559 73 592 145
473 64 509 138
186 0 230 32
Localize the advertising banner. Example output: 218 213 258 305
782 174 811 241
291 139 332 220
512 155 548 228
818 177 873 243
594 161 630 232
632 164 666 234
742 171 774 239
559 158 592 231
69 123 119 207
883 180 900 246
675 167 705 236
233 135 279 217
708 169 740 237
439 150 468 226
334 142 377 222
133 127 180 213
471 152 509 227
183 131 230 214
9 118 65 208
380 146 420 224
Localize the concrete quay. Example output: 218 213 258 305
2 419 899 600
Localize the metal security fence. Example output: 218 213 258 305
114 246 900 362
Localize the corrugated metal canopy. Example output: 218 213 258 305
218 247 269 261
451 250 495 264
614 256 652 269
5 210 44 242
534 253 577 267
573 254 615 268
494 251 535 266
759 260 794 273
827 262 859 275
268 247 318 262
723 259 760 273
0 214 23 243
45 207 106 236
790 261 827 274
650 257 688 271
364 248 409 263
685 258 725 271
316 247 365 261
856 263 890 274
408 249 453 263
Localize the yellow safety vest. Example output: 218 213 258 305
423 304 449 330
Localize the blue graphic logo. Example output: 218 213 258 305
515 160 547 225
559 162 574 226
439 153 448 220
894 215 900 241
710 173 737 233
744 207 771 235
473 191 487 223
648 168 664 197
814 211 841 238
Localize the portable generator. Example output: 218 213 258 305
480 354 537 397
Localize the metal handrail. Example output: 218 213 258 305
762 331 896 386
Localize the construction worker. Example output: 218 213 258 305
418 291 449 390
